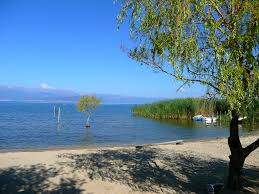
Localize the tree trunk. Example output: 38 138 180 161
86 114 90 128
227 112 259 190
227 113 245 190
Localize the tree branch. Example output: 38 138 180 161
243 138 259 158
187 67 219 81
207 0 232 35
133 56 220 92
208 0 227 24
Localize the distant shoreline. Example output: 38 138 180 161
0 100 146 105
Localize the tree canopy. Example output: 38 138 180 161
77 95 101 115
117 0 259 190
117 0 259 115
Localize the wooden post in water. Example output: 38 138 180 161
54 106 56 117
58 107 61 124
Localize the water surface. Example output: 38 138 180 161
0 102 257 150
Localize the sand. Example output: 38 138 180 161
0 135 258 194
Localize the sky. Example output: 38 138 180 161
0 0 205 98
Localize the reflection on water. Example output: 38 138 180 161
0 102 258 150
157 118 259 132
158 119 216 128
79 129 96 146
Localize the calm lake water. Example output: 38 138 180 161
0 102 257 150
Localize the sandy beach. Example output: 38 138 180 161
0 135 258 194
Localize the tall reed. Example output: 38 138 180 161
132 98 228 120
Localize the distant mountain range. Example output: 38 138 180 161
0 85 162 104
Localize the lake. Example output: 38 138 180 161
0 102 257 150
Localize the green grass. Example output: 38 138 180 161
132 98 228 120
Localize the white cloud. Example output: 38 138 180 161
178 87 186 93
40 83 55 90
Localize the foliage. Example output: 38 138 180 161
132 98 228 120
117 0 259 116
77 96 101 115
118 1 259 189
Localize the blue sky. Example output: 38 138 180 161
0 0 205 98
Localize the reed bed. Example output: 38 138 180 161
132 98 228 120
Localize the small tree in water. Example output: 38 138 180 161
77 96 101 128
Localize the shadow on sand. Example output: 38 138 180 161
0 164 83 194
0 148 258 193
59 148 258 194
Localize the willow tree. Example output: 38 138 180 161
77 96 101 128
117 0 259 190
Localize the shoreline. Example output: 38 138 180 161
1 132 258 153
0 134 258 193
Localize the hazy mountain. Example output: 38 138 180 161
0 85 162 104
0 85 79 101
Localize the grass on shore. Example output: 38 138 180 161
132 98 228 120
